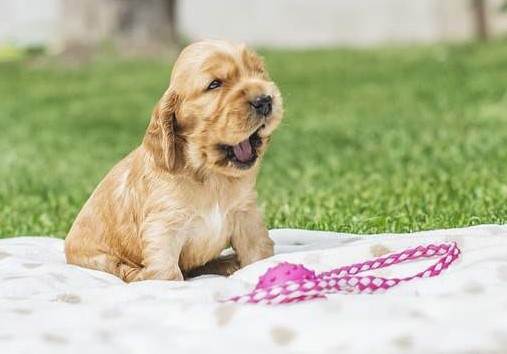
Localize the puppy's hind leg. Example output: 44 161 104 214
82 253 181 283
66 251 143 282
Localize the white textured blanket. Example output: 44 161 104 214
1 225 507 354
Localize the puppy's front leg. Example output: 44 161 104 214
130 218 185 282
231 208 274 268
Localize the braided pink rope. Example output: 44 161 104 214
225 242 461 305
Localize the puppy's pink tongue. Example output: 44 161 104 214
233 138 253 162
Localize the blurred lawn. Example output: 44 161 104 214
1 41 507 238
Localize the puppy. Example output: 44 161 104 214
64 40 283 282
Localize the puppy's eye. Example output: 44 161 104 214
207 80 222 90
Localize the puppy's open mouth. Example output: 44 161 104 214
220 125 264 169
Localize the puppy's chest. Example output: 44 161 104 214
185 203 234 244
200 203 230 238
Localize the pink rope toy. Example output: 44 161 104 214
225 242 461 305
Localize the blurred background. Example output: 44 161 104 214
1 1 507 237
1 0 507 52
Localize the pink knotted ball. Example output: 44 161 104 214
255 262 317 290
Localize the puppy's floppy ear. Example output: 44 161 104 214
143 90 185 173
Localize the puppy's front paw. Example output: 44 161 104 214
159 267 185 281
131 266 184 282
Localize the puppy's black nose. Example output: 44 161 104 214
250 95 272 117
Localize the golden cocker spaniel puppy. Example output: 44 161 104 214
64 40 283 282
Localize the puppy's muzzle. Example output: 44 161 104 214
250 95 272 117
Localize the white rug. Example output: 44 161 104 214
1 225 507 354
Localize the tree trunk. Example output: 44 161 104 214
472 0 488 41
57 0 177 57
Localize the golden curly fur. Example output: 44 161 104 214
64 40 283 281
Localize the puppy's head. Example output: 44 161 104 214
144 40 283 178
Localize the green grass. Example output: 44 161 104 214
1 41 507 238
